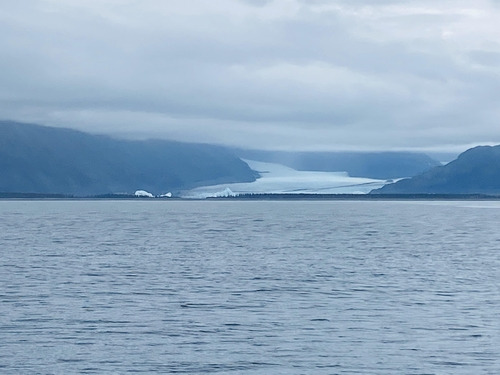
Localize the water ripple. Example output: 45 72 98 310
1 200 500 374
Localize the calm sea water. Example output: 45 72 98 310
1 200 500 374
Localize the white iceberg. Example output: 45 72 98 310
134 190 154 198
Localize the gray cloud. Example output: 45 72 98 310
1 0 500 152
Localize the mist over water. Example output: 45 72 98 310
1 200 500 374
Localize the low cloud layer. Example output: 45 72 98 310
2 0 500 151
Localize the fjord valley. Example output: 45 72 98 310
4 1 500 374
3 121 500 197
1 121 444 197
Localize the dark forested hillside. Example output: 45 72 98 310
0 121 257 195
371 145 500 194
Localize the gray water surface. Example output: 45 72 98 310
1 200 500 374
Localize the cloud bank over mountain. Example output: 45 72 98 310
1 1 500 151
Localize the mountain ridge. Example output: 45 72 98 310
0 121 257 196
1 121 458 197
234 149 440 180
371 145 500 195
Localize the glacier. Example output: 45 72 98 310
182 160 388 198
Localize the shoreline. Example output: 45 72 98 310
2 192 500 201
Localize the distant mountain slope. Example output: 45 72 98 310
235 150 440 179
0 121 257 195
371 145 500 194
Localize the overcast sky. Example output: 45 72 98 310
1 0 500 151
